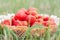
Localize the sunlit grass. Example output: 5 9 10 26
0 0 60 17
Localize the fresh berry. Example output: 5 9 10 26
42 21 49 27
14 8 27 21
26 15 36 27
12 18 22 26
36 18 43 24
26 8 37 16
1 20 11 25
43 16 49 21
49 18 56 25
22 21 28 26
12 18 28 26
37 15 43 19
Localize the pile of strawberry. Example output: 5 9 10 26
1 8 59 28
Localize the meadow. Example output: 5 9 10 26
0 0 60 17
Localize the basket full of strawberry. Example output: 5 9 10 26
0 8 60 40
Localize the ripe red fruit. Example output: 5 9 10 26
37 15 42 19
14 8 27 21
26 8 37 16
42 21 49 27
31 11 37 16
49 18 56 25
12 18 28 26
1 20 11 25
26 15 36 27
43 17 49 21
22 21 28 26
36 18 43 24
12 19 22 26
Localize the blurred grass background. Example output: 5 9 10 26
0 0 60 17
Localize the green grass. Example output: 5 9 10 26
0 0 60 17
0 24 60 40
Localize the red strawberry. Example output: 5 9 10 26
43 16 49 21
22 21 28 26
37 15 43 19
31 11 37 16
14 8 27 21
49 18 56 25
26 8 37 17
26 15 36 27
1 20 11 25
42 21 49 27
12 18 22 26
36 18 43 24
12 18 28 26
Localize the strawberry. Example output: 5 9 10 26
1 20 11 25
26 15 36 27
49 18 56 25
22 21 28 26
26 8 37 17
43 16 49 21
31 11 37 16
14 8 27 21
37 15 43 19
36 18 43 24
12 19 22 26
12 18 28 26
42 21 49 27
